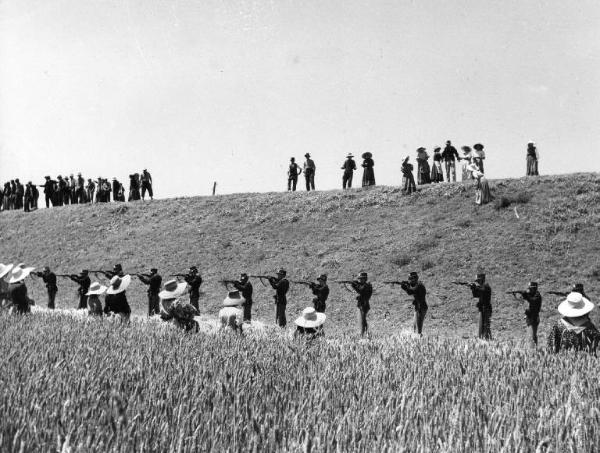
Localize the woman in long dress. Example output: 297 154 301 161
361 152 375 187
401 157 417 194
466 159 491 205
430 147 444 183
526 142 539 176
460 146 473 181
415 148 431 185
473 143 485 173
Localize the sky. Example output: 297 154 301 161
1 0 599 198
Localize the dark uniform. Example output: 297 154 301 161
141 169 153 200
184 267 203 310
471 274 492 340
39 268 58 309
400 272 428 335
233 274 253 322
287 158 302 191
69 271 91 309
138 269 162 316
269 269 289 327
310 275 329 313
351 273 373 336
341 155 357 189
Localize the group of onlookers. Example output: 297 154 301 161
0 169 154 212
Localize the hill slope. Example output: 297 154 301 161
2 173 600 341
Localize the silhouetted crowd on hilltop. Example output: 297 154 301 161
0 169 154 212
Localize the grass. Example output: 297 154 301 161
1 173 600 342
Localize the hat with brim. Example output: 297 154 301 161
346 153 354 158
558 292 594 317
223 290 246 307
295 307 326 328
106 274 131 295
86 282 107 296
416 147 426 152
0 263 14 279
361 152 372 159
9 266 35 283
159 279 187 299
473 143 484 150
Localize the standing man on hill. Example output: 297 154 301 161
341 153 357 189
69 270 91 310
141 169 153 200
34 266 58 309
287 158 302 191
303 153 316 191
269 269 289 327
233 273 253 323
184 266 203 310
400 272 428 336
471 273 492 340
14 179 24 210
40 176 56 208
138 268 162 316
441 140 459 182
350 272 373 337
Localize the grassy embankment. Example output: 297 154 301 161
1 173 599 341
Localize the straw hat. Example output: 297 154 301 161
346 153 354 158
294 307 326 328
159 279 187 299
0 263 13 279
9 266 35 284
223 290 245 307
558 292 594 317
86 282 107 296
105 274 131 295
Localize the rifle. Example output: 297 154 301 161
134 273 152 279
383 281 409 286
89 270 111 277
170 273 187 278
452 281 475 288
249 275 271 286
219 279 237 288
335 280 355 285
547 291 568 297
292 280 313 286
506 290 526 298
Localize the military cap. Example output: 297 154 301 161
317 274 327 281
409 271 419 279
81 269 89 274
476 273 486 280
358 272 368 279
277 268 286 276
150 268 158 273
189 266 198 272
305 153 311 158
573 283 584 291
528 281 538 287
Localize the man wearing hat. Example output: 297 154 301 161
86 179 96 204
303 153 316 191
69 270 91 309
294 307 326 339
159 279 198 330
104 275 132 322
548 292 600 353
184 266 203 310
572 283 589 300
39 176 57 208
341 154 357 189
400 272 428 335
350 272 373 336
138 268 162 316
471 273 492 340
287 158 302 191
309 274 329 313
141 169 153 200
102 264 124 279
269 269 289 327
441 140 459 182
34 266 58 309
233 273 253 322
8 265 35 314
219 290 245 332
516 282 542 345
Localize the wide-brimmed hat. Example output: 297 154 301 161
86 282 107 296
159 279 188 299
346 153 354 158
223 290 246 307
305 153 311 158
433 146 441 152
473 143 484 150
0 263 14 279
9 266 35 283
558 292 594 317
361 152 372 159
416 147 426 152
106 275 131 295
295 307 326 328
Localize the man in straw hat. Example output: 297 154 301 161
138 268 162 316
350 272 373 337
184 266 203 311
8 264 35 314
86 281 106 316
547 292 600 353
159 279 199 331
269 269 290 327
294 307 326 339
0 263 14 309
69 270 91 309
399 272 428 336
33 266 58 309
303 153 316 191
219 290 245 331
341 153 357 189
104 274 132 322
233 273 253 323
471 273 492 340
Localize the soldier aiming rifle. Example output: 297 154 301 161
294 274 329 313
221 273 253 322
388 272 428 335
453 273 492 340
338 273 372 336
507 281 542 345
252 270 288 327
138 268 162 316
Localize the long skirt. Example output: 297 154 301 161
461 163 473 182
475 178 491 205
403 174 417 194
526 156 538 176
362 168 375 187
430 162 443 183
417 160 431 185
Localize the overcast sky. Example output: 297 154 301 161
1 0 598 197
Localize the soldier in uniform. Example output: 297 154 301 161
310 274 329 313
40 176 56 208
35 266 58 309
303 153 316 191
519 282 542 345
341 153 357 189
141 169 153 200
75 173 85 203
350 272 373 337
233 273 253 322
69 270 91 309
138 268 162 316
184 266 203 310
399 271 428 335
287 158 302 191
472 273 492 340
269 269 289 327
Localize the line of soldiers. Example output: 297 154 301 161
6 260 588 345
1 170 154 212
